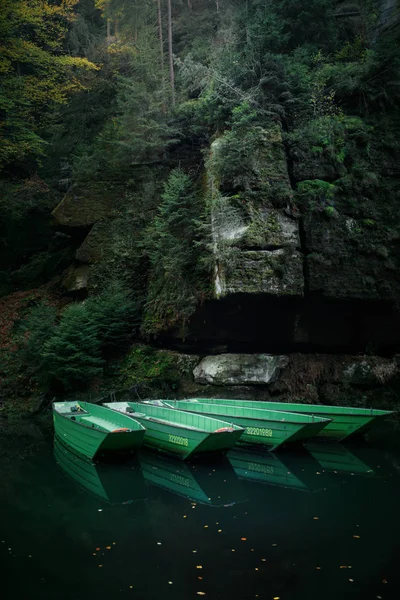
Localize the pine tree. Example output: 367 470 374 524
41 304 103 391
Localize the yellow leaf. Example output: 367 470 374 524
196 566 203 569
197 593 206 596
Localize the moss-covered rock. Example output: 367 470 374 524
216 249 304 297
52 183 124 228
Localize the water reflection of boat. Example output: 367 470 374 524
304 441 375 475
140 450 247 506
54 436 146 504
227 447 311 491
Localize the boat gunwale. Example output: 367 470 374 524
53 402 146 434
178 399 394 419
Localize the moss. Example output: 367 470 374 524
52 182 125 228
117 345 191 397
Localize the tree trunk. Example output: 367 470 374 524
167 0 175 106
106 18 111 44
157 0 166 113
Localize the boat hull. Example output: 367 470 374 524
104 402 244 460
169 401 329 450
53 402 145 460
182 399 393 442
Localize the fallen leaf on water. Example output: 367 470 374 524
353 535 360 539
168 581 173 585
92 553 97 556
106 546 111 550
193 550 198 553
112 542 116 545
231 549 235 552
316 567 322 570
198 577 203 580
157 542 162 545
204 525 209 529
273 597 280 600
349 579 354 582
251 549 254 552
272 544 278 547
96 547 100 551
218 530 222 533
313 517 319 520
382 579 388 584
316 472 321 475
98 509 103 512
129 586 133 589
98 565 103 568
183 516 187 519
197 592 206 596
241 537 247 541
340 566 347 569
255 568 259 571
261 559 267 562
196 566 203 569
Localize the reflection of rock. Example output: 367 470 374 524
193 354 289 386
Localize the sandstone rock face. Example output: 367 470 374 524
208 123 304 298
52 183 123 228
62 263 89 292
193 354 289 386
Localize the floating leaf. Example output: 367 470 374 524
349 579 354 582
382 579 388 584
168 582 173 585
198 576 203 580
313 517 319 520
255 568 259 571
316 567 322 570
241 537 247 541
157 542 162 545
272 544 278 547
197 592 206 596
129 586 133 589
340 566 347 569
231 549 235 552
96 548 100 551
204 525 209 529
183 516 187 519
218 530 222 533
353 535 360 539
106 546 111 550
98 565 103 568
196 566 203 569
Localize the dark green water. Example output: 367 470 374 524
1 419 400 600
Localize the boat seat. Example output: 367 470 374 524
80 416 119 432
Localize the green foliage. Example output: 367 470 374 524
143 169 209 334
117 345 180 396
87 282 140 354
296 179 336 212
41 303 104 391
0 0 98 172
16 284 140 391
18 302 57 379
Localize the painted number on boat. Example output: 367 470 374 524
248 462 274 475
169 434 189 447
247 427 273 438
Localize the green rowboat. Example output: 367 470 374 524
162 400 331 450
103 401 244 460
54 436 146 503
178 398 394 442
53 401 145 460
